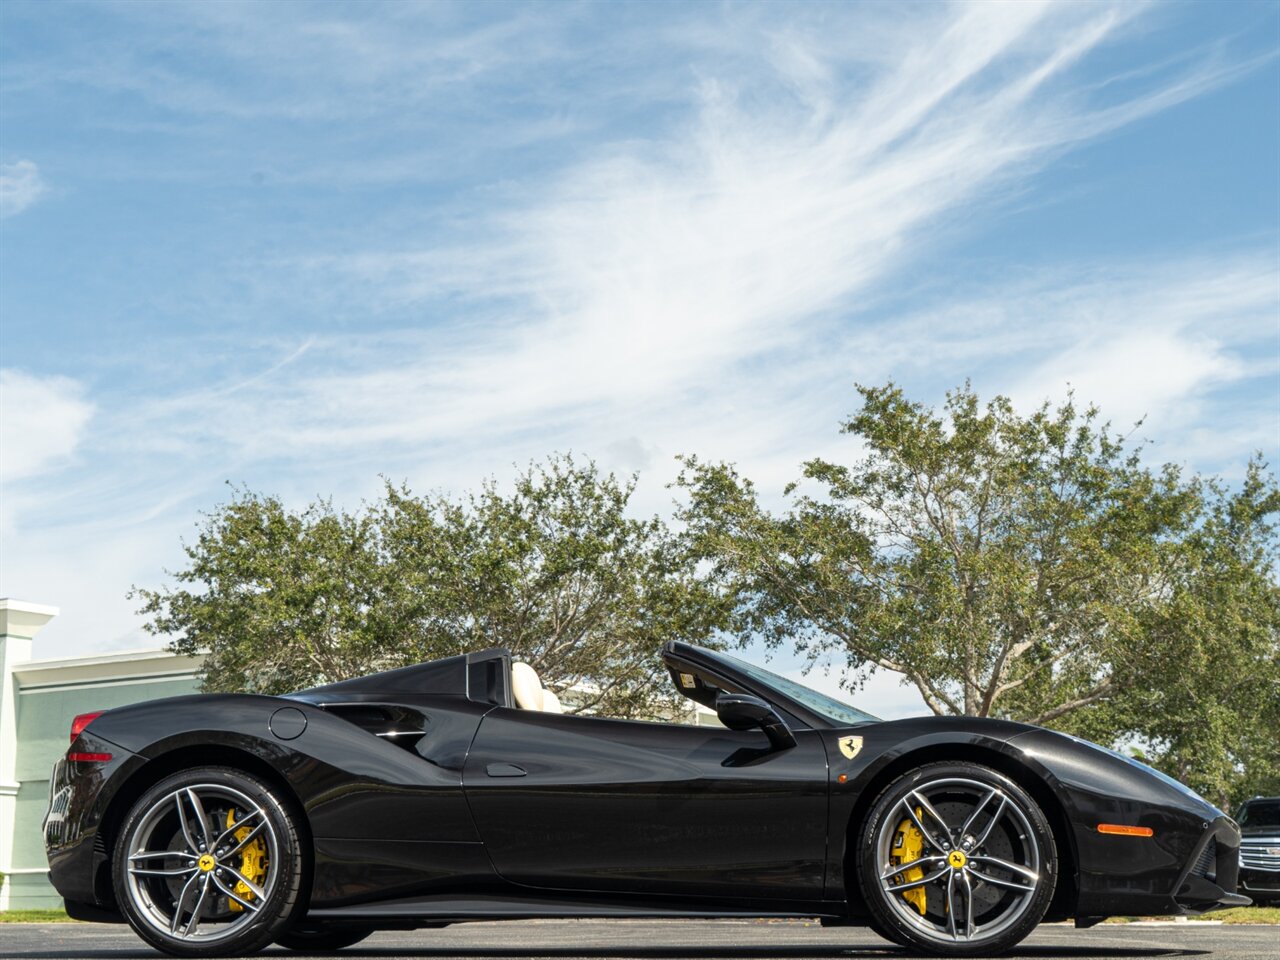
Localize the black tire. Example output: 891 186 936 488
275 924 374 952
863 913 910 947
855 761 1057 956
112 766 306 957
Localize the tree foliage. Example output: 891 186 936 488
676 383 1280 807
135 387 1280 806
135 456 729 719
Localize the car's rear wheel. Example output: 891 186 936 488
113 767 305 957
856 761 1057 956
275 923 374 952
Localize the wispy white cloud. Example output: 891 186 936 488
0 369 94 485
0 369 96 553
1014 324 1244 434
0 160 46 218
2 1 574 124
850 255 1280 466
136 1 1258 466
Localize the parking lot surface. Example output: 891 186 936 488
0 920 1275 960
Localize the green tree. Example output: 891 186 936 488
136 456 729 719
134 491 389 694
676 383 1280 806
1096 467 1280 807
374 456 729 717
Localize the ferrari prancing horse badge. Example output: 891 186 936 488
838 735 863 760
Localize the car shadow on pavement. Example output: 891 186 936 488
0 951 1212 960
308 950 1206 959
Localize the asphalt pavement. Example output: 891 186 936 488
0 920 1275 960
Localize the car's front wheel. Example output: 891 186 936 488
856 761 1057 956
112 766 305 957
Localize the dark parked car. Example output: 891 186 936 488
1237 797 1280 905
44 642 1246 957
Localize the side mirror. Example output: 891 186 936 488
715 693 796 751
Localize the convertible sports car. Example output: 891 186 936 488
44 642 1246 957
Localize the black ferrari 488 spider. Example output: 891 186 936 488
44 642 1246 956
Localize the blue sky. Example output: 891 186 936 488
1 1 1278 717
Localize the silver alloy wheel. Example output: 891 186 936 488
123 783 279 943
876 776 1041 945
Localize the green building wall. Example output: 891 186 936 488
0 600 203 912
6 675 200 909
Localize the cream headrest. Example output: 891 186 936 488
511 661 544 711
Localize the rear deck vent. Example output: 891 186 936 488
318 703 427 752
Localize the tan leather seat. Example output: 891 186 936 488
511 661 545 711
511 661 564 713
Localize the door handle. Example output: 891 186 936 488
486 762 527 778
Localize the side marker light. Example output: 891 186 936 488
67 752 113 763
1097 823 1153 837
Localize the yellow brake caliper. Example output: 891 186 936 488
224 809 267 912
889 809 927 916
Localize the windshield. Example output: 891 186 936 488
715 651 879 725
1240 799 1280 829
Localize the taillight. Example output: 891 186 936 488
69 711 103 744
